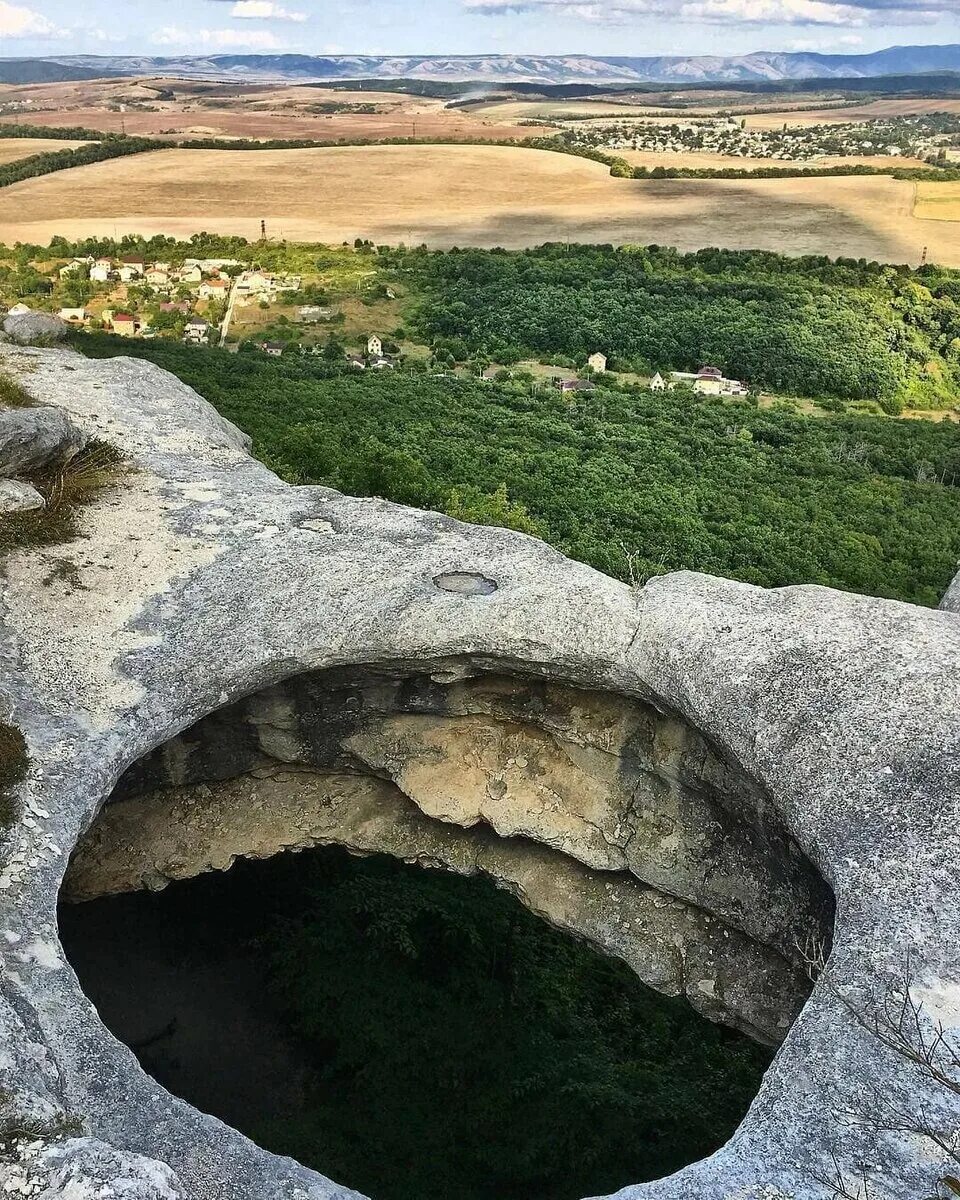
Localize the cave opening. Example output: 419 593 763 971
56 661 834 1199
58 844 774 1200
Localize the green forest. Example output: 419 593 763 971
65 847 770 1200
79 331 960 606
405 244 960 409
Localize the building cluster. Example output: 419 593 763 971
59 255 241 292
568 114 944 163
53 255 248 344
650 366 749 396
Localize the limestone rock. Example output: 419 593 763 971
2 312 68 346
0 340 958 1200
942 566 960 612
0 406 86 478
0 479 43 513
3 1139 186 1200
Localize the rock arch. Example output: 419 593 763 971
0 340 958 1200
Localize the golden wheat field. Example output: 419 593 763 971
0 137 90 165
914 181 960 222
0 143 956 266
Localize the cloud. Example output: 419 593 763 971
463 0 952 24
0 0 65 37
152 24 288 48
230 1 308 20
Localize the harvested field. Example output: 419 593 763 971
0 137 89 164
744 99 960 128
616 149 930 171
915 180 960 222
0 107 547 142
0 143 956 266
0 76 550 143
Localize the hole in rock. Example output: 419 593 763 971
58 662 834 1200
433 571 499 595
59 847 773 1200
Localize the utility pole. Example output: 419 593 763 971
920 245 928 267
260 219 267 241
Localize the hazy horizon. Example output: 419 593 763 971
0 0 958 65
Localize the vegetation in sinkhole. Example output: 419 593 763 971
66 848 772 1200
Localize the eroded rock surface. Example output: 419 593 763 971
0 340 959 1200
0 405 85 478
2 312 68 346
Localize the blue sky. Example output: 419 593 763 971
0 0 957 59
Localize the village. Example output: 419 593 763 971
0 246 756 400
562 111 960 164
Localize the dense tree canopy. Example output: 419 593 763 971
406 244 960 408
79 336 960 606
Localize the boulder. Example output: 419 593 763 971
2 312 68 346
0 406 86 478
0 479 44 513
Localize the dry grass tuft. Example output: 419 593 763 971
0 438 125 559
0 372 37 408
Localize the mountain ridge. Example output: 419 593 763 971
2 43 959 86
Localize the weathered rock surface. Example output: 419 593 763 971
941 566 960 612
0 479 44 513
2 312 68 346
0 405 86 478
0 340 959 1200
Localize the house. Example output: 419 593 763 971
368 355 395 370
58 307 87 323
587 352 607 374
159 301 193 314
111 313 137 337
198 279 229 300
177 266 203 285
145 269 170 286
90 263 113 284
185 258 243 273
258 341 284 357
183 318 211 345
649 372 667 392
298 305 331 323
667 366 748 397
120 257 144 275
153 262 171 273
346 354 367 369
236 270 275 296
367 334 383 357
117 266 139 284
58 259 89 279
556 378 596 394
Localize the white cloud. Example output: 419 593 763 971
230 1 308 20
152 24 288 48
464 0 951 24
0 0 64 38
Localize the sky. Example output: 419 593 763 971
0 0 958 60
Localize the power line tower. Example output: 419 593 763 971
260 219 267 242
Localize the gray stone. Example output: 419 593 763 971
941 566 960 612
0 341 958 1200
2 312 68 346
0 479 43 513
0 405 86 479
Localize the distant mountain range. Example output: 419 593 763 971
2 43 960 86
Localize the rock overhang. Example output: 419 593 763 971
0 339 958 1199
